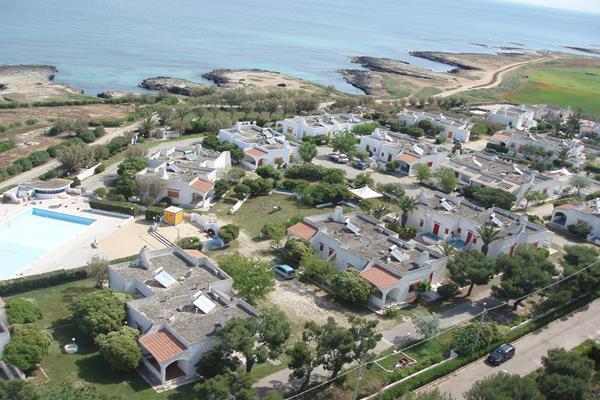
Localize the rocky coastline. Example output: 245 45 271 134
337 69 388 96
564 46 600 55
138 76 207 96
0 64 84 102
409 51 481 71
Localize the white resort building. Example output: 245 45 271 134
287 207 448 308
489 131 585 166
135 144 231 208
447 152 561 206
406 191 550 258
218 122 300 169
550 199 600 244
276 113 372 140
358 128 448 175
109 246 259 386
396 110 473 142
487 105 537 130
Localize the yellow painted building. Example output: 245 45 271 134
164 206 183 225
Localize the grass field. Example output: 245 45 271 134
505 66 600 118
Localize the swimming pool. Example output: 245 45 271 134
0 208 96 279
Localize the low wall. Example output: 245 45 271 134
76 163 101 181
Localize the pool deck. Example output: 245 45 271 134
0 196 131 278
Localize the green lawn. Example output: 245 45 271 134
505 67 600 118
210 194 325 238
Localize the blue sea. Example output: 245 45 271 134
1 0 598 94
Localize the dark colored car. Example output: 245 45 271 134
487 343 515 365
353 161 368 170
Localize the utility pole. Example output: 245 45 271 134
474 302 487 347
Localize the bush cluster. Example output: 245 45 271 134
89 199 139 216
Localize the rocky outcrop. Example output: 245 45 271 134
564 46 600 55
338 69 389 96
350 56 441 80
139 77 206 96
201 69 232 87
409 51 481 71
97 91 140 99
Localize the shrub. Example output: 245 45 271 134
0 140 15 153
69 290 130 339
437 282 459 298
3 324 52 371
89 199 139 216
93 127 106 138
70 177 81 188
331 269 373 305
585 191 600 201
568 222 591 238
485 142 509 154
537 247 550 258
463 186 516 210
219 224 240 243
178 236 203 251
387 223 417 240
27 151 50 167
95 326 141 371
0 268 88 296
78 130 96 143
5 299 42 325
281 238 312 265
145 206 164 221
94 164 106 174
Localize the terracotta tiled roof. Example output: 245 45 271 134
191 180 214 193
396 153 420 165
184 249 208 259
491 133 510 143
139 330 186 363
360 265 400 289
245 147 268 159
287 221 318 240
556 203 576 210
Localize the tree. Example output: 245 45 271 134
287 340 318 391
282 238 312 266
218 252 275 304
402 390 455 400
0 380 39 400
493 245 556 310
476 226 501 256
435 168 459 194
331 131 358 154
5 299 42 325
85 256 109 289
300 252 335 285
569 175 591 197
232 183 251 199
354 172 374 188
523 190 547 209
463 187 516 210
415 163 433 184
371 203 389 220
260 223 286 248
95 326 141 371
299 141 318 162
452 322 501 356
3 324 53 371
214 309 291 373
194 372 256 400
69 290 130 339
331 269 373 305
256 164 282 182
567 221 591 238
447 250 495 297
413 313 440 339
138 114 156 138
398 196 418 226
559 246 600 296
536 347 594 400
218 224 239 243
213 179 229 199
380 182 405 198
348 315 382 363
57 144 94 172
227 167 246 183
465 373 544 400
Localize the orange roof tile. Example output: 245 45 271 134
245 147 268 159
287 221 318 240
139 330 186 363
184 249 208 259
396 153 420 165
191 180 214 193
556 203 576 210
360 265 400 289
491 133 510 143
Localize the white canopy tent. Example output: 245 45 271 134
350 185 383 200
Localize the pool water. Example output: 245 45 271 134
0 208 95 279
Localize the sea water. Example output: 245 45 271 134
1 0 598 94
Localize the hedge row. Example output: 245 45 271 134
89 199 139 216
145 206 164 221
374 294 597 399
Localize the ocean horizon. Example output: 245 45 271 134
1 0 599 95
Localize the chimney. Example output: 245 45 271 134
195 144 203 155
417 251 430 267
159 167 169 180
138 246 152 270
330 206 345 223
234 122 244 132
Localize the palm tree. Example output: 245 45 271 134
555 148 570 165
438 241 455 258
398 196 418 226
372 204 389 220
138 115 156 138
476 226 501 256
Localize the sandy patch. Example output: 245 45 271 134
0 65 83 103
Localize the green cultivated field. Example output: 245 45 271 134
505 67 600 118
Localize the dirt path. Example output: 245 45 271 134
435 56 552 98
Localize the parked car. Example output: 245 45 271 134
328 152 341 162
353 161 368 170
487 343 515 365
337 154 350 164
273 264 295 280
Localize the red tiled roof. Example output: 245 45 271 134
396 153 420 165
491 133 510 143
139 330 186 363
360 265 400 289
191 180 214 193
556 203 576 210
287 221 318 240
245 147 268 159
184 249 208 259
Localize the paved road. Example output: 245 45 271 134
419 300 600 399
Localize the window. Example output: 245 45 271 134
387 154 392 162
444 228 449 235
319 242 324 252
167 189 179 199
427 161 433 167
472 238 478 244
287 127 293 134
419 219 424 227
275 157 283 164
457 228 462 234
347 263 354 269
510 143 516 149
366 145 370 151
328 248 335 257
408 281 422 292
